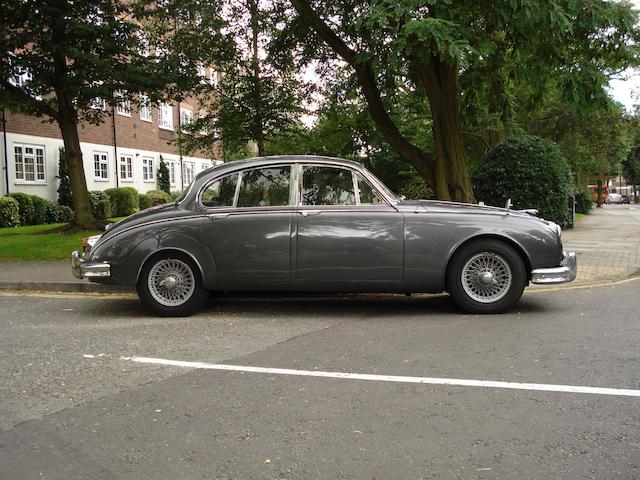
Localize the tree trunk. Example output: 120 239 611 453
248 0 265 157
57 99 97 229
416 56 475 203
487 118 506 148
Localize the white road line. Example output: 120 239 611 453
119 356 640 398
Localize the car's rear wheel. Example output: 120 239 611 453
137 253 208 316
446 239 526 314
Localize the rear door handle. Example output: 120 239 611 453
298 210 322 217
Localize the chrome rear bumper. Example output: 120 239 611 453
530 251 577 284
71 251 111 279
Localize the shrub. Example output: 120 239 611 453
31 195 49 225
0 196 20 227
45 201 60 224
138 193 150 210
170 190 182 201
89 191 112 219
57 147 73 208
398 178 434 200
8 192 35 225
145 189 172 207
105 187 138 216
472 135 573 226
574 188 593 215
123 187 139 209
157 156 171 194
57 205 75 223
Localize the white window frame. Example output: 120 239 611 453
158 103 174 130
139 95 152 122
89 97 106 110
209 69 219 88
167 160 176 186
119 154 134 182
201 162 209 172
142 156 155 182
180 107 193 126
93 151 109 181
14 144 46 184
116 92 131 117
182 162 194 185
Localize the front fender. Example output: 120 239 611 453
90 217 218 288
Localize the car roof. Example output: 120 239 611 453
195 155 365 181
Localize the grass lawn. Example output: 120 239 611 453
575 213 586 222
0 218 125 261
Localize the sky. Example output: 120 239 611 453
608 0 640 111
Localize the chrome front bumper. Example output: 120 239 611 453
71 251 111 279
530 251 577 284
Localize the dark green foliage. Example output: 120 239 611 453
30 195 49 225
104 188 138 216
57 205 74 223
56 148 73 208
574 188 593 215
0 196 21 227
170 191 183 201
89 191 112 220
157 157 171 195
472 136 573 226
397 178 434 201
44 201 60 224
139 194 150 210
143 190 172 209
8 193 35 226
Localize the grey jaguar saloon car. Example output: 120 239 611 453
72 156 577 316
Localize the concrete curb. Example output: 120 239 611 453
0 281 133 294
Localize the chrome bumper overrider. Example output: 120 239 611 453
71 251 111 279
530 251 577 284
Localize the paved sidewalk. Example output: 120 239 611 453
0 205 638 292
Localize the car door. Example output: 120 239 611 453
200 164 294 289
294 164 404 289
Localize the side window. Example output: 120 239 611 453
302 166 356 206
201 173 238 208
236 166 291 207
356 174 383 205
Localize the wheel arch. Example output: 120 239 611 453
136 248 206 286
444 234 532 286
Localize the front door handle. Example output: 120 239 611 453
298 210 322 217
207 212 230 221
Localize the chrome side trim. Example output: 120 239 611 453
531 251 577 284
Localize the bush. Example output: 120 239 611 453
8 192 35 226
45 201 60 224
30 195 49 225
472 135 573 226
145 189 172 207
398 178 434 200
89 191 112 219
57 147 73 207
139 193 150 210
104 187 138 216
57 205 74 223
170 190 182 201
157 156 171 194
123 187 139 210
574 188 593 215
0 196 21 227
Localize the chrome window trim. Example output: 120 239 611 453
197 163 294 212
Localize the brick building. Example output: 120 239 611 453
1 87 222 201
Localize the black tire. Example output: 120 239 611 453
137 252 209 316
446 239 527 314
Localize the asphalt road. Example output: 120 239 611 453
1 281 639 479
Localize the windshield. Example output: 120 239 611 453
361 166 399 202
174 180 195 204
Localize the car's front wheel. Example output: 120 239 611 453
446 239 526 314
137 253 208 316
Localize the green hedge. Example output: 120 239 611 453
472 135 573 226
144 189 171 209
7 193 35 226
0 196 21 227
89 191 112 219
104 187 138 216
57 205 74 223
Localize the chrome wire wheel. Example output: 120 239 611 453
461 252 512 304
147 259 196 307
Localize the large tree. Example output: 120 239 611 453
283 0 640 202
0 0 226 228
